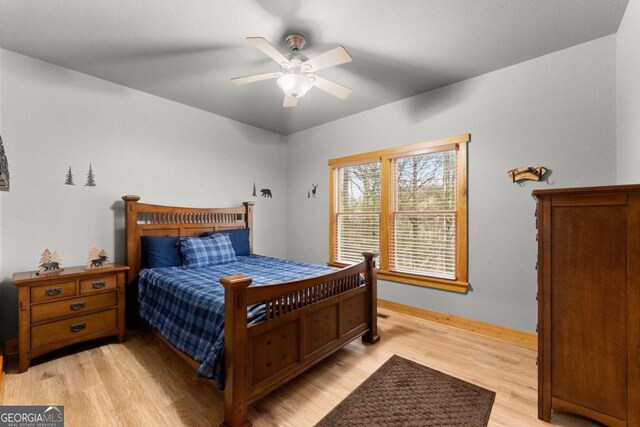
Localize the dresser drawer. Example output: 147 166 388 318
30 281 76 303
31 292 117 324
79 275 117 294
31 309 117 356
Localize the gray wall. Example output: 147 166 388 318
285 35 617 332
0 33 622 341
0 50 287 342
617 0 640 183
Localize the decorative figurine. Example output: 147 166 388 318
85 247 111 270
37 249 64 275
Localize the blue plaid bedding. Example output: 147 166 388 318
138 254 335 388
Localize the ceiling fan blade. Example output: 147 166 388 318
283 94 298 108
246 37 290 65
231 72 282 85
312 76 352 100
305 46 352 72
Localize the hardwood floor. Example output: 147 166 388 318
1 308 599 426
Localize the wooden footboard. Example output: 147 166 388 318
221 252 379 427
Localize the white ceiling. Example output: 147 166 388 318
0 0 629 135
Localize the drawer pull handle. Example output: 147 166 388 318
92 281 107 289
46 288 63 296
70 322 86 333
70 302 86 311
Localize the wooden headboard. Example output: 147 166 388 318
121 195 254 284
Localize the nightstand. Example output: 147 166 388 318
12 264 129 373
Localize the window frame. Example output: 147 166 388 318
329 133 469 293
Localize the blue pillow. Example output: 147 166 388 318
178 233 236 268
141 236 181 268
202 228 251 256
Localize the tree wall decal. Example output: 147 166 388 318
85 164 96 187
65 166 75 185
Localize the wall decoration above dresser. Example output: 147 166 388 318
0 134 10 191
85 163 96 187
65 166 75 185
507 166 547 183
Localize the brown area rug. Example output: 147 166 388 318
315 355 495 427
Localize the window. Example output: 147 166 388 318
334 162 381 263
329 134 469 292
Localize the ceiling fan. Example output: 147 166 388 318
231 34 353 107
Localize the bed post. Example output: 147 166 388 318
122 195 142 327
122 195 141 283
220 274 253 427
361 251 380 344
242 201 255 254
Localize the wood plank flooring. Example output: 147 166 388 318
1 308 599 426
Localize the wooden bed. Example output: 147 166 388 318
121 196 380 427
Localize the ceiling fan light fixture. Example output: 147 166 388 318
232 34 353 107
277 73 313 98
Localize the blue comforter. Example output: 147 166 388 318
138 254 335 388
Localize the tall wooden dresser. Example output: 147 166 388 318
534 185 640 427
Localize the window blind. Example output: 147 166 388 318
391 150 457 279
335 162 381 264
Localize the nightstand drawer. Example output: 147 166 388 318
80 275 117 294
30 281 76 303
31 292 118 324
31 309 117 355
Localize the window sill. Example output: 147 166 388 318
327 262 469 293
377 270 469 293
